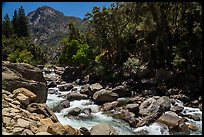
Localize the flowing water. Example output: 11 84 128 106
44 70 202 135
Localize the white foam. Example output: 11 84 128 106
45 77 202 135
60 99 99 114
134 122 170 135
46 93 65 108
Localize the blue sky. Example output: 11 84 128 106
2 2 113 20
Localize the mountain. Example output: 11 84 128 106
27 6 86 62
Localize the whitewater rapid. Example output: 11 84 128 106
44 70 202 135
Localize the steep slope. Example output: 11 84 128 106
27 6 85 63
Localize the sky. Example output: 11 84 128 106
2 2 113 20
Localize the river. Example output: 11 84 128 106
44 69 202 135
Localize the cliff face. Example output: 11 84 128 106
27 6 86 63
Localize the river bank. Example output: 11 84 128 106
2 62 202 135
44 66 202 135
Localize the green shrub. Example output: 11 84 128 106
58 39 92 67
123 57 140 74
94 64 105 77
171 54 186 69
3 34 47 66
7 49 33 64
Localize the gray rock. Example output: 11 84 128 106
27 103 59 123
112 85 131 97
68 107 81 116
48 88 58 94
136 111 161 127
52 100 70 112
2 61 48 103
187 114 201 121
156 96 171 111
157 111 181 129
17 118 30 128
13 127 25 134
170 106 184 113
47 122 65 135
65 92 88 101
2 116 11 126
21 129 34 135
57 83 74 91
125 103 139 114
139 97 160 116
90 123 117 135
79 127 90 135
80 84 91 97
100 101 119 111
16 93 30 106
90 83 103 92
13 87 37 102
82 108 92 115
93 89 118 105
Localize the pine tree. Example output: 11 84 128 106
18 6 29 37
2 13 13 38
12 10 19 36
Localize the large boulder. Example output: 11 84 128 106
13 88 37 102
111 85 131 97
157 111 182 129
90 83 103 92
100 101 119 111
80 84 91 97
27 103 59 123
156 96 171 111
47 122 65 135
2 61 48 103
136 111 162 127
90 123 117 135
64 125 81 135
93 89 118 105
139 97 161 116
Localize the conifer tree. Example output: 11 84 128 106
12 10 19 36
17 6 29 37
2 13 13 38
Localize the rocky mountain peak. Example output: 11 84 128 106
27 6 64 26
26 6 85 63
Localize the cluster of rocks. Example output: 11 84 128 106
2 62 120 135
40 64 202 135
2 62 82 135
45 81 201 135
2 87 83 135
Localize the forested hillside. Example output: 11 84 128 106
57 2 202 78
2 2 202 79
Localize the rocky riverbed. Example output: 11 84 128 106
2 62 202 135
44 65 202 135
